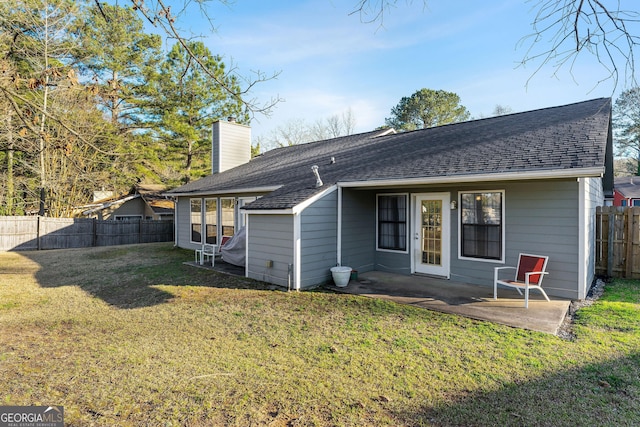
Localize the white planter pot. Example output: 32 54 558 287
330 266 352 287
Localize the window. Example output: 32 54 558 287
633 200 640 207
205 198 217 244
460 191 503 260
190 199 202 243
377 194 407 251
114 215 142 221
221 198 235 237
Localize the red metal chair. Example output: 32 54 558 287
494 253 550 308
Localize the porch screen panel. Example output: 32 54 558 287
421 199 442 265
461 192 502 260
190 199 202 243
378 195 407 251
205 198 217 244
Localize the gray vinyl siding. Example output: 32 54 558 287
299 191 338 288
340 179 586 299
341 189 376 273
451 179 581 299
246 214 294 287
175 197 201 250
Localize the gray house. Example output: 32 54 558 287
168 98 613 300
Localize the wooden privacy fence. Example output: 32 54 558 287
596 206 640 278
0 216 174 251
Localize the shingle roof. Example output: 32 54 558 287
614 176 640 199
168 98 611 210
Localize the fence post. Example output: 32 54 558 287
138 219 143 243
607 209 614 277
626 208 633 277
36 215 41 251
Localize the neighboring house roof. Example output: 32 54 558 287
614 176 640 199
136 184 175 215
168 98 612 210
81 184 174 216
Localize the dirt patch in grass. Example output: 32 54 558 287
1 244 639 426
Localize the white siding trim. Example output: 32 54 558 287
174 199 178 246
294 213 301 290
244 214 250 278
578 177 587 300
337 186 343 265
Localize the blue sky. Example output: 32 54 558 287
164 0 625 141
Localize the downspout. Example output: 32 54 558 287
244 213 250 279
337 185 343 266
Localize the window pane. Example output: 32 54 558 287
205 199 217 244
221 198 235 237
460 192 502 260
190 199 202 243
378 195 407 251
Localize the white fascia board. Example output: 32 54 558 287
242 185 338 216
338 167 605 188
165 185 281 198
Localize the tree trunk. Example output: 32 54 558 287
5 111 15 215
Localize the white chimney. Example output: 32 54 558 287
212 118 251 174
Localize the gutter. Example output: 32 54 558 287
338 167 605 188
164 185 281 198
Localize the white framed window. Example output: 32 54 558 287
205 198 217 244
114 215 142 221
220 197 235 238
459 190 504 262
377 193 408 252
190 199 202 243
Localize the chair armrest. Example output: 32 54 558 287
524 271 548 285
494 266 515 281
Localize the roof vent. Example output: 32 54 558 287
311 165 323 188
330 156 335 164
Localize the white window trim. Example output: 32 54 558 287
190 198 203 244
457 189 506 264
204 197 218 245
114 215 143 220
376 193 409 254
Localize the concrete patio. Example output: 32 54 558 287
328 271 571 335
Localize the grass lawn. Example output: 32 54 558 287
0 243 638 426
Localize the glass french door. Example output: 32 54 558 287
414 193 450 277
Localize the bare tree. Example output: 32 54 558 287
350 1 640 90
520 0 640 89
259 109 359 151
492 104 514 116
